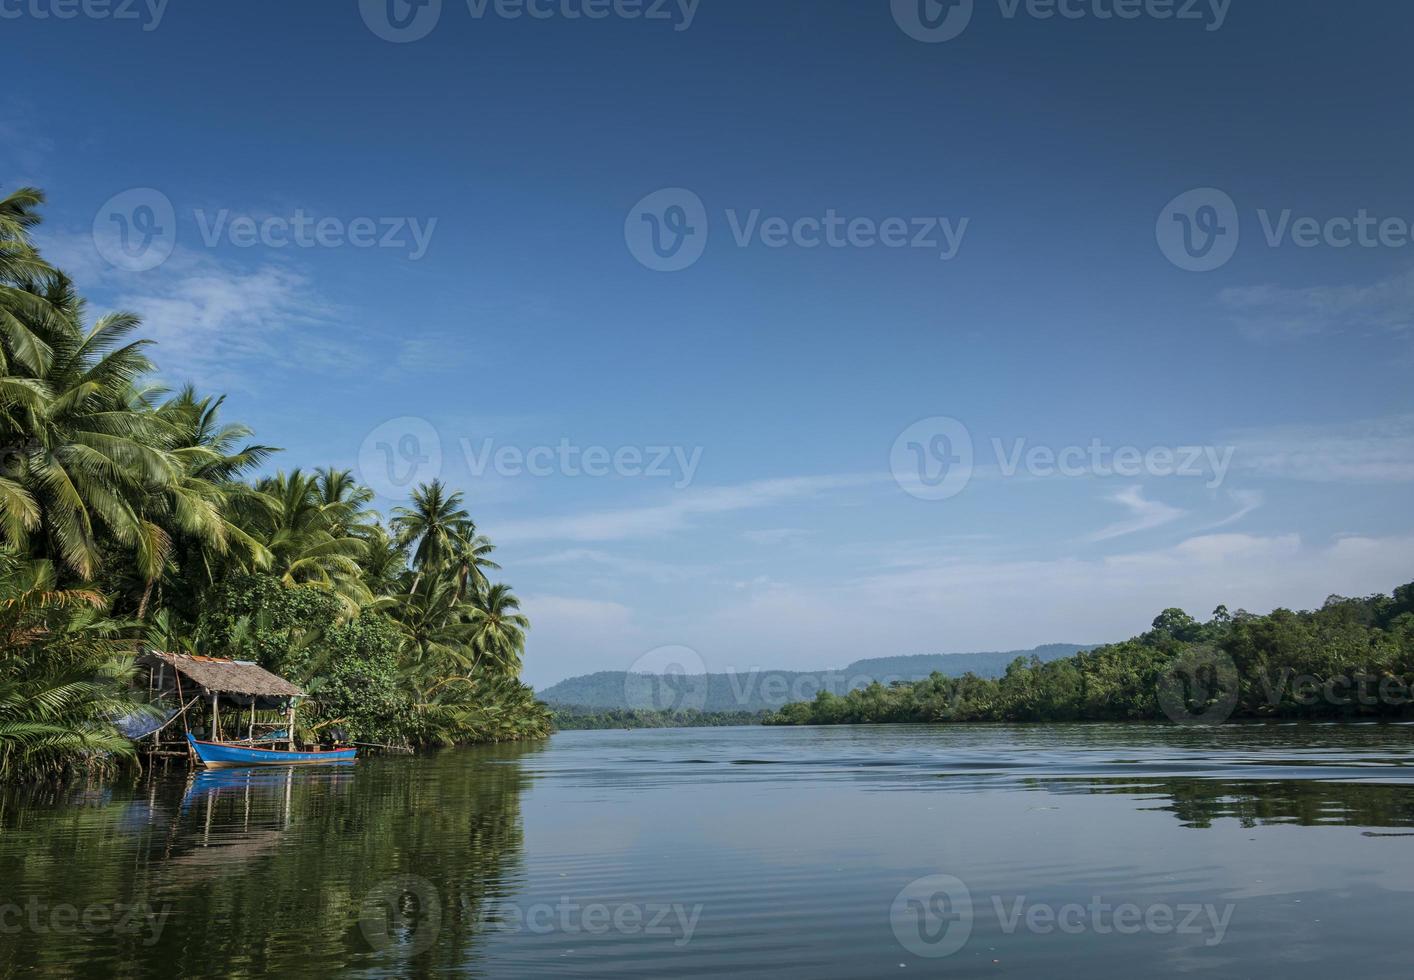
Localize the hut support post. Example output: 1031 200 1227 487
286 699 296 751
212 693 220 741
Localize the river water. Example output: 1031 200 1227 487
2 723 1412 977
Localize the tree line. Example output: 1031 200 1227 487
550 707 769 730
0 188 549 781
766 584 1414 726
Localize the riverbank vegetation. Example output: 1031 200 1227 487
0 188 549 781
766 584 1414 726
550 707 769 730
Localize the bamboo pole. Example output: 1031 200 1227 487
173 665 194 764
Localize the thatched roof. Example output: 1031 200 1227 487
143 651 305 698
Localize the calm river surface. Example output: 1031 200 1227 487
3 724 1413 978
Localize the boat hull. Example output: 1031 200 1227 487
187 734 356 767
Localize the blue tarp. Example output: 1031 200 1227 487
113 707 179 740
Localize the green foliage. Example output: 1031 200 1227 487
305 618 415 744
551 707 769 730
538 645 1091 712
197 572 341 672
767 585 1414 727
0 551 153 780
0 189 549 780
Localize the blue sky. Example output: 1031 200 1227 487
6 0 1414 686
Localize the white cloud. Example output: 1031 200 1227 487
1227 414 1414 483
660 532 1414 675
1084 485 1185 542
1218 268 1414 340
519 594 643 687
742 528 814 545
518 548 712 582
1204 489 1264 530
35 228 364 392
495 474 877 543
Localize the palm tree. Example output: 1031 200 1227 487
0 187 58 378
392 479 475 594
466 583 529 676
0 279 184 581
252 470 372 618
121 386 281 617
0 550 147 780
360 523 411 598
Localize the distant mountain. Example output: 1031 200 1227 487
538 644 1092 713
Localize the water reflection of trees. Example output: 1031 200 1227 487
1029 777 1414 829
0 742 544 978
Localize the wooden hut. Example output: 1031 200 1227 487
140 651 306 753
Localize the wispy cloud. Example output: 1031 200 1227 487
496 474 878 543
1226 414 1414 483
36 229 367 392
519 548 713 582
1204 489 1264 530
742 528 814 546
1084 486 1185 542
1219 268 1414 340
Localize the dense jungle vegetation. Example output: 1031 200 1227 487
0 188 549 780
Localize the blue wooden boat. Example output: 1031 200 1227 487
187 733 355 768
